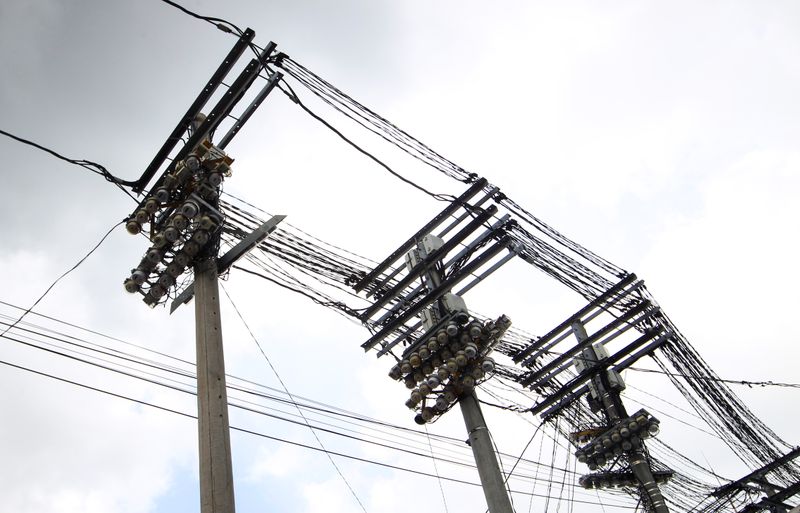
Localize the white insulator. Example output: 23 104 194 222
464 343 478 359
144 198 160 214
174 252 190 267
192 230 209 245
123 279 139 293
167 263 183 278
183 241 200 256
172 214 189 231
469 323 482 339
180 201 199 219
481 357 496 373
185 155 201 171
131 270 148 285
198 215 218 230
150 284 166 298
145 249 163 264
157 274 175 288
207 172 222 187
154 187 170 202
152 233 167 249
445 323 459 337
164 226 180 242
125 220 141 235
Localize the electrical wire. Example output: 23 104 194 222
0 128 138 201
0 355 641 508
221 283 369 513
626 366 800 390
156 0 245 36
0 220 123 338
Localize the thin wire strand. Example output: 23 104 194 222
0 220 123 338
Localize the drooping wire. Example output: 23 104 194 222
626 366 800 390
156 0 245 36
221 283 369 513
424 424 451 513
0 128 138 201
0 220 123 338
275 79 454 202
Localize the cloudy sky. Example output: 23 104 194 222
0 1 798 512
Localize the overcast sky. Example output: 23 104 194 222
0 1 798 513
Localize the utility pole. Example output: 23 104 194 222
460 391 515 513
572 321 669 513
352 181 518 513
120 29 284 513
413 235 514 513
195 257 235 512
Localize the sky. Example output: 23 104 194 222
0 1 798 513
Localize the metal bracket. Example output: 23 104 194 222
170 214 286 313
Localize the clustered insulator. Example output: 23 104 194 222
573 409 661 470
578 469 673 489
122 140 232 306
387 314 511 424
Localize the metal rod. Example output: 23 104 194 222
359 205 497 320
521 300 652 386
436 186 498 239
218 67 281 149
353 178 488 292
513 273 639 363
133 29 255 193
528 327 663 415
361 236 510 350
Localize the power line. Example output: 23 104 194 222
0 128 138 201
156 0 244 36
0 315 587 485
221 283 369 513
626 366 800 390
0 356 639 509
275 80 453 202
0 220 123 338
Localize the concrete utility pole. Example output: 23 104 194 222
572 321 669 513
119 28 284 513
460 391 515 513
195 258 236 513
416 238 514 513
